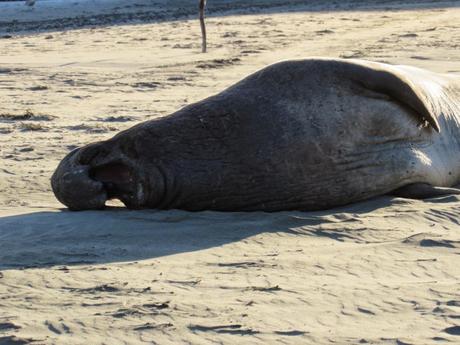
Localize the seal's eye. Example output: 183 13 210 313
90 163 132 199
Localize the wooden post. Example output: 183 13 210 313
199 0 207 53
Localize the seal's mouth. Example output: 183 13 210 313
89 161 144 209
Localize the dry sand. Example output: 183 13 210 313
0 1 460 344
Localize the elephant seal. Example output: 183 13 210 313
51 58 460 211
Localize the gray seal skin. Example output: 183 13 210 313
51 58 460 211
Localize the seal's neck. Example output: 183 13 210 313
439 75 460 146
432 74 460 186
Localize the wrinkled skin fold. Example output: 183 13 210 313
51 58 460 211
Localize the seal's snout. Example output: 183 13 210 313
51 149 108 211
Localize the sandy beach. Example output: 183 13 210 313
0 0 459 344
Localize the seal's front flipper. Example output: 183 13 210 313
330 59 441 132
391 183 460 199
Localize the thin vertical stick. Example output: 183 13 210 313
199 0 207 53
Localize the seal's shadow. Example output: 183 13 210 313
0 197 396 270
